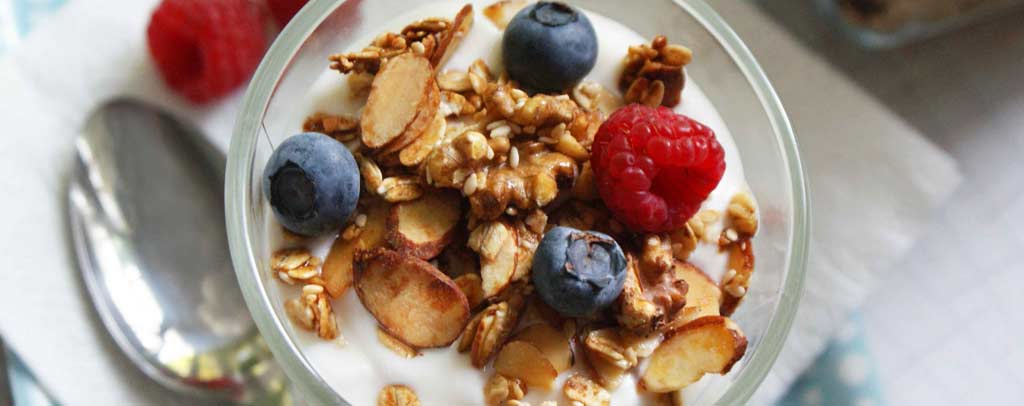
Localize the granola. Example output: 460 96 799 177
265 3 763 404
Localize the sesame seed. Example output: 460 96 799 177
463 173 479 196
354 214 367 227
725 228 739 241
490 125 512 138
509 147 520 168
724 268 737 282
410 41 426 55
486 120 508 131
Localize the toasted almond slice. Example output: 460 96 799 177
514 323 572 372
720 240 753 316
668 261 722 328
493 341 558 389
361 53 434 148
379 81 441 156
585 346 627 389
386 189 462 259
322 204 390 297
399 109 447 166
468 221 518 298
354 248 470 348
430 4 474 67
482 0 532 29
640 316 748 393
377 327 420 358
454 273 484 309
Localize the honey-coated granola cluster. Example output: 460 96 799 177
271 3 759 405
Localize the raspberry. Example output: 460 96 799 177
267 0 307 27
591 104 726 232
146 0 266 104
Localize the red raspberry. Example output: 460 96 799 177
146 0 266 104
267 0 307 27
591 104 726 232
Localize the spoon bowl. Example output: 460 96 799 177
68 98 287 404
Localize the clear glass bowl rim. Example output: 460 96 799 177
226 1 810 404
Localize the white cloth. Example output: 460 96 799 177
0 0 959 404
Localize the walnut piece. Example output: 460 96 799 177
620 35 691 107
617 237 689 334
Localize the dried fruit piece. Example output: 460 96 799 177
670 262 722 328
641 316 748 392
377 327 420 358
563 374 611 406
468 221 519 298
361 53 434 148
378 384 420 406
493 341 558 389
322 203 389 297
386 190 462 259
354 248 470 348
720 240 753 316
514 323 572 372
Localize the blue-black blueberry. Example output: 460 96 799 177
263 132 360 236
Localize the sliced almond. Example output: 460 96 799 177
377 327 420 358
482 0 532 29
354 248 470 348
720 240 753 316
670 261 722 328
454 273 485 309
361 53 434 148
585 346 627 389
379 81 441 156
493 341 558 389
322 203 389 297
512 215 544 282
640 316 748 392
514 323 572 373
386 189 462 259
468 221 518 298
399 109 447 166
430 4 474 67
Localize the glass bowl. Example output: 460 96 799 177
226 0 809 404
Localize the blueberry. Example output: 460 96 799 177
502 2 598 93
531 226 627 317
263 132 360 236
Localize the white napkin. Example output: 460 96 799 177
0 0 959 404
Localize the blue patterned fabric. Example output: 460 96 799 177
779 313 887 406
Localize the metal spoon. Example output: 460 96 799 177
67 98 288 404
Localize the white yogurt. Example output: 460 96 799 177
264 2 751 405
